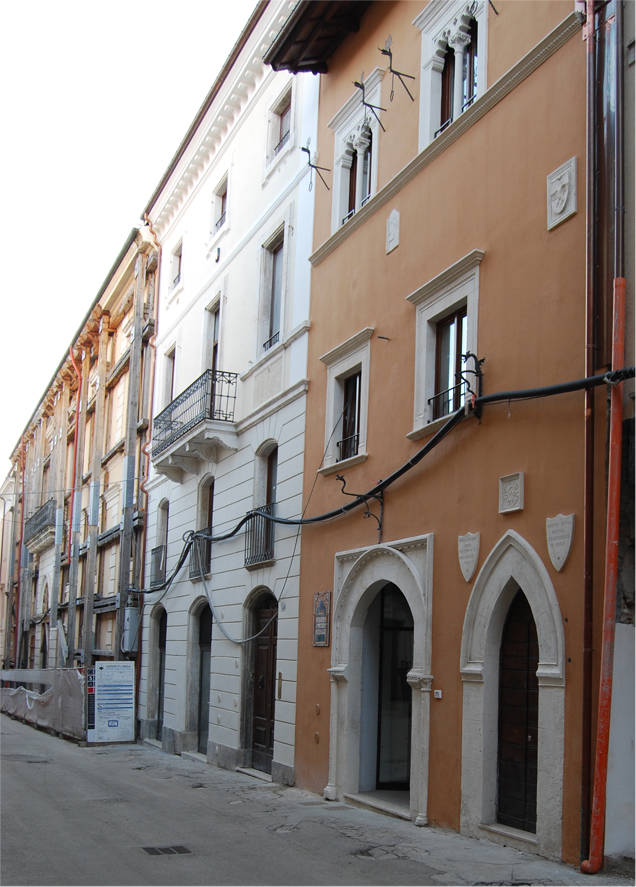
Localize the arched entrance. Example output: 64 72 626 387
156 609 167 741
460 530 565 859
360 583 414 794
325 538 434 824
197 605 212 754
250 591 278 773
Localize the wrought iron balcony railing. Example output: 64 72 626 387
24 498 56 545
189 529 212 578
152 369 237 457
244 503 275 567
150 545 166 588
262 330 280 352
428 379 467 420
337 433 359 462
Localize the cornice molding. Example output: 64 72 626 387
311 11 581 267
319 326 374 366
406 249 485 306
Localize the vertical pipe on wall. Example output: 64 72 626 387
581 0 596 860
581 278 626 874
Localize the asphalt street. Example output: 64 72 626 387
1 713 633 886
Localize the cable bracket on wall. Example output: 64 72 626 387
460 351 486 420
380 37 415 102
301 140 331 191
354 74 387 132
336 474 384 543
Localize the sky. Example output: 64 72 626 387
0 0 257 477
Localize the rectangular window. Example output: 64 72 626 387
433 306 467 419
165 347 176 406
462 19 478 111
338 371 361 460
439 47 455 134
275 97 291 154
191 481 214 578
171 243 182 288
215 179 227 232
263 236 284 352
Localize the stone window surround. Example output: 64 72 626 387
413 0 489 151
406 249 484 440
257 204 293 361
319 327 373 475
328 67 384 234
459 529 565 859
264 78 296 180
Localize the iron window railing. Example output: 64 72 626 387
24 498 56 545
244 503 275 567
428 379 467 420
150 545 166 587
152 368 237 457
215 211 226 231
189 529 212 578
336 433 359 461
273 129 290 154
262 331 280 352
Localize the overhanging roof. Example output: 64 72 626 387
263 0 372 74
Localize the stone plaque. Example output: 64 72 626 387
386 209 400 253
547 156 577 230
313 591 331 646
458 532 480 582
546 513 575 571
499 472 524 513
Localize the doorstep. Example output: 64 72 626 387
344 790 411 821
236 766 272 783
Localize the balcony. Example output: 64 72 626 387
152 369 238 482
24 498 56 553
244 503 275 569
428 379 467 421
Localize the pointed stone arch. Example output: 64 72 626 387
325 536 434 824
460 530 565 858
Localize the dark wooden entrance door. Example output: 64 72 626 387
197 606 212 755
251 596 277 774
156 610 167 741
376 584 414 789
497 590 539 832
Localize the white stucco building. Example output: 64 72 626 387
137 0 318 784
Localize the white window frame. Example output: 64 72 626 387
258 223 287 356
406 249 484 439
328 67 384 234
212 173 229 237
170 240 183 291
319 327 373 473
413 0 488 151
265 80 295 177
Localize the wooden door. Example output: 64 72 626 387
251 598 277 773
497 591 539 832
156 610 167 741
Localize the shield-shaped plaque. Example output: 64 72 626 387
458 532 480 583
546 514 575 572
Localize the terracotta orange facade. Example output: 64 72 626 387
265 0 634 865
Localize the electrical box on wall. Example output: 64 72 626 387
121 607 140 654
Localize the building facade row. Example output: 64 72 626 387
1 0 633 872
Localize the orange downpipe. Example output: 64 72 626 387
67 345 82 590
581 277 626 874
14 438 26 665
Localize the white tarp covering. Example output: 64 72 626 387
0 668 85 739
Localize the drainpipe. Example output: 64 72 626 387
581 279 626 874
14 440 26 668
581 0 596 856
66 345 83 666
581 0 625 870
135 216 161 720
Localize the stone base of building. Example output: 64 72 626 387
271 760 295 786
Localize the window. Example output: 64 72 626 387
171 242 183 289
414 2 488 149
329 67 384 233
267 84 293 167
245 443 277 568
261 232 284 352
214 177 228 233
406 249 483 437
338 371 361 460
320 327 373 473
433 305 467 418
191 478 214 578
151 500 169 588
164 346 176 406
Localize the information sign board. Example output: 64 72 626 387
86 661 135 743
